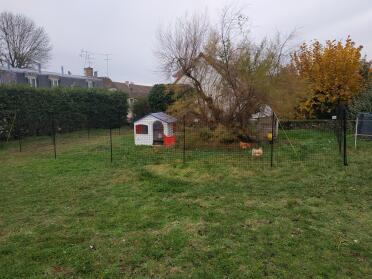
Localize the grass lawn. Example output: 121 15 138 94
0 129 371 278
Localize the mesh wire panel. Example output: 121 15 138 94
2 112 370 168
275 120 341 166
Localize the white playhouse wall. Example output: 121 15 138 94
134 115 174 146
134 115 156 145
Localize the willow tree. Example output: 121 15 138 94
157 7 300 134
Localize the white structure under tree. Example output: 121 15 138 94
134 112 177 146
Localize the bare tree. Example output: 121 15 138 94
157 7 297 132
0 11 52 68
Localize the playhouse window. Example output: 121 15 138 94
135 124 148 134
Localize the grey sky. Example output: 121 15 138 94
1 0 371 85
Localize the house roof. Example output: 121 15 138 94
101 77 152 98
135 112 177 124
116 82 151 98
0 65 101 81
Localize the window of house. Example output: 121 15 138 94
50 78 59 87
87 80 94 88
135 124 148 134
26 76 37 88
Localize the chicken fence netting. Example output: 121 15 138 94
2 111 371 168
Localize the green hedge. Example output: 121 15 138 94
0 85 128 140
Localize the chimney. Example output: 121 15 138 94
84 67 93 77
61 66 64 76
94 71 98 77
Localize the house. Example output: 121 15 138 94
134 112 177 146
102 77 152 121
0 65 103 88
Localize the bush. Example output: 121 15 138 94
132 97 151 121
349 84 372 118
212 124 236 144
0 85 128 140
184 125 237 147
148 84 175 112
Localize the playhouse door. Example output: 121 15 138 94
153 121 164 144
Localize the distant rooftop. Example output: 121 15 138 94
0 65 101 80
101 77 152 98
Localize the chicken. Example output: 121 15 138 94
252 147 263 157
239 141 252 149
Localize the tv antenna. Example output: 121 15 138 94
79 49 112 77
79 49 94 67
103 53 112 77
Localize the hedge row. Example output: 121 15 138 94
0 85 128 140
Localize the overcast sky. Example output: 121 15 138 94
1 0 371 85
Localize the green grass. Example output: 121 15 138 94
0 129 371 278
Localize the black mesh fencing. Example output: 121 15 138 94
275 119 342 166
1 108 371 168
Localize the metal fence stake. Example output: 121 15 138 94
18 136 22 152
17 112 22 152
110 128 113 163
183 115 186 164
271 113 275 167
52 114 57 159
343 109 348 166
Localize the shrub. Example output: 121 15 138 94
349 83 372 118
132 97 151 121
148 84 175 112
184 125 237 147
212 124 236 144
0 85 128 140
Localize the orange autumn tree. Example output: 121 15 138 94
291 37 364 118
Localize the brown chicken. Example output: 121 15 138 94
239 141 253 149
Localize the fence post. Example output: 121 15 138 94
339 117 342 154
334 106 341 154
343 108 348 166
183 115 186 164
17 110 22 152
110 128 113 163
18 135 22 152
52 113 57 159
270 112 275 167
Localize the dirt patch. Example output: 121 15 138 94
241 218 272 230
145 164 215 184
48 266 74 276
111 169 138 184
